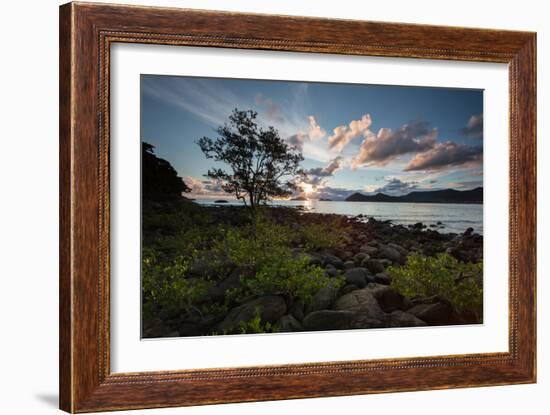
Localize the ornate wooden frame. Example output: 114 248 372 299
59 2 536 412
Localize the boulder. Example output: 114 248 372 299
333 287 388 326
389 310 427 327
289 301 305 322
340 284 359 295
374 272 391 285
387 243 408 257
368 283 405 313
307 283 340 313
277 314 303 332
360 245 378 256
303 310 355 331
343 260 356 270
323 254 344 269
353 252 369 264
343 267 370 288
407 302 452 326
378 245 402 262
324 264 339 278
213 295 287 333
364 259 385 274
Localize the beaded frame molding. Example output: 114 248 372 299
59 2 536 412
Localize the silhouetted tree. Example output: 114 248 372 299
142 141 190 201
197 109 303 210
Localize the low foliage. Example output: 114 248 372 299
142 249 219 322
388 253 483 319
299 218 350 251
215 215 335 305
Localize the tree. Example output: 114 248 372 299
197 109 303 210
142 141 190 201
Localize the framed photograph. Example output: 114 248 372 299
59 2 536 412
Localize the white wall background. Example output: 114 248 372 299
0 0 546 414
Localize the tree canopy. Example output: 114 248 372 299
197 109 303 209
142 141 190 201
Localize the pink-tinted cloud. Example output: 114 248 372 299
404 141 482 171
328 114 372 152
351 121 437 168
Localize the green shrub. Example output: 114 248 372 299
388 253 483 319
142 249 215 320
299 218 350 251
215 216 335 305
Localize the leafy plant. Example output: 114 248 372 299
299 218 350 251
388 253 483 320
214 215 335 305
142 249 214 321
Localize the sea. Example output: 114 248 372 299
196 199 483 235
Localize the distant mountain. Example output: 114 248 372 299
345 187 483 204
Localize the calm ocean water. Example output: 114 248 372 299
196 199 483 235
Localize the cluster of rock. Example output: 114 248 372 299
143 210 483 338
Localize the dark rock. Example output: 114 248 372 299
368 283 405 313
389 310 427 327
289 301 305 322
343 267 369 288
304 253 322 266
387 243 408 257
213 296 287 333
353 252 369 264
380 259 393 268
365 259 385 274
412 222 426 230
277 314 303 332
407 302 452 326
323 254 344 269
333 287 387 325
378 245 402 262
360 245 378 256
374 272 391 285
338 251 354 261
307 283 340 313
343 260 356 270
340 284 359 295
303 310 355 331
324 264 339 278
464 227 474 236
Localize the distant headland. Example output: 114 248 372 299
345 187 483 204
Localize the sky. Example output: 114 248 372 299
141 74 483 200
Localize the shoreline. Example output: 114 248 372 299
142 201 483 338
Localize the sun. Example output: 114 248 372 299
301 183 315 196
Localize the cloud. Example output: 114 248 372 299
373 178 418 196
351 121 438 168
460 114 483 138
328 114 373 152
287 115 326 150
302 157 343 187
287 132 309 150
404 141 483 171
141 76 244 127
304 156 343 177
307 116 326 140
185 176 226 197
255 93 284 123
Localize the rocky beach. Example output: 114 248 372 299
142 202 483 338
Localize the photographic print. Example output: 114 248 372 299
141 75 484 338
